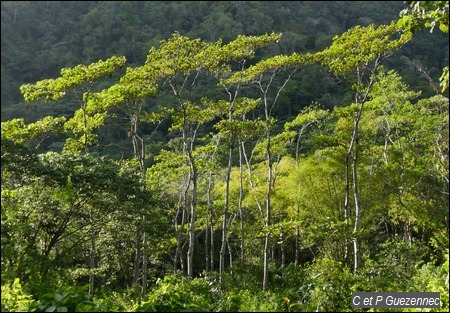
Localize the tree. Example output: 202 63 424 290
86 64 159 300
223 49 314 290
315 22 409 272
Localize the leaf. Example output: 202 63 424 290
54 293 64 302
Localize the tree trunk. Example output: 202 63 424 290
141 225 148 301
88 218 95 296
205 218 210 273
210 216 215 272
295 219 299 267
238 141 245 271
227 237 233 276
220 139 233 282
174 174 189 274
132 227 141 286
352 132 361 273
187 151 197 279
263 120 272 291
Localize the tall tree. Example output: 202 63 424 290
223 51 313 289
86 65 159 300
18 55 127 296
315 22 409 272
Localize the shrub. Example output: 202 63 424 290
1 278 35 312
134 275 213 312
30 286 112 312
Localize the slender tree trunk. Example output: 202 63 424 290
238 141 245 271
220 138 233 282
180 242 186 275
205 138 218 273
258 71 294 291
295 214 299 267
141 224 148 301
349 62 377 273
210 215 215 271
88 217 95 296
263 120 272 291
346 100 363 273
187 150 198 279
205 217 210 273
227 237 233 276
130 105 151 299
344 150 351 265
295 147 301 267
133 227 141 286
81 101 89 154
174 172 189 274
205 135 220 273
174 213 181 274
351 129 361 273
241 141 264 218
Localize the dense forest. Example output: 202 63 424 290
1 1 449 312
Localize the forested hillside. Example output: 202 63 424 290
1 1 449 312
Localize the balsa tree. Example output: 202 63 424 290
314 22 409 272
142 33 229 279
143 32 288 281
18 55 127 296
214 32 285 282
212 97 262 277
222 51 313 290
84 63 161 300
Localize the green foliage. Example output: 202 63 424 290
290 258 356 312
398 1 449 34
223 289 282 312
397 1 449 93
284 103 329 131
20 56 126 102
134 275 213 312
222 52 312 86
1 117 66 144
1 278 35 312
220 32 282 62
316 21 410 74
357 238 432 292
31 287 112 312
408 251 449 311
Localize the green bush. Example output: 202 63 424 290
1 278 35 312
30 286 111 312
292 257 356 312
356 238 433 292
407 251 449 312
134 275 213 312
